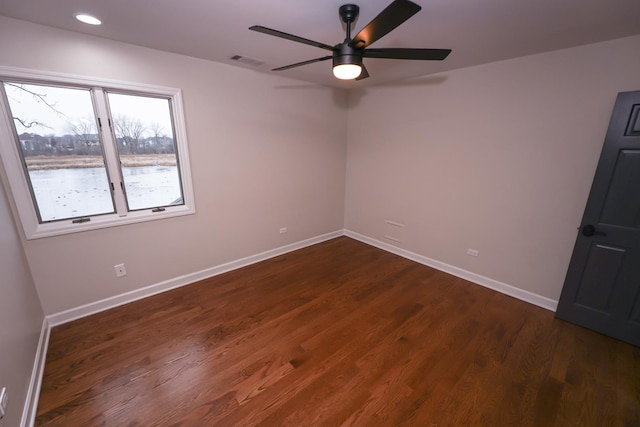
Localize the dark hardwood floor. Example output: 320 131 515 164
36 237 640 426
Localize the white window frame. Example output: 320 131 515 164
0 66 195 239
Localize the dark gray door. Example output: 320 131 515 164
556 90 640 347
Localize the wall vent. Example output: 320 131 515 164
384 220 404 243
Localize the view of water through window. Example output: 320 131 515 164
29 165 181 221
3 81 185 223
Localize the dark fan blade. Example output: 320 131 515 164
355 64 370 81
363 48 451 60
250 26 333 51
272 56 333 71
349 0 421 49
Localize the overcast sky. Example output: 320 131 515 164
3 82 172 137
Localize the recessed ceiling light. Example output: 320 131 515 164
75 14 101 25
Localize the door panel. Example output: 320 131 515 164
600 150 640 227
556 91 640 347
574 243 625 312
632 294 640 325
625 104 640 135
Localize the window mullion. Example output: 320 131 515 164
92 88 127 216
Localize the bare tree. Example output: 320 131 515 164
113 114 146 154
149 122 165 142
149 122 170 153
3 82 66 131
68 117 98 148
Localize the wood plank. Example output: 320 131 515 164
36 237 640 426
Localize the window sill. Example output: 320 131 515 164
24 204 196 240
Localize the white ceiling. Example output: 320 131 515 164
1 0 639 88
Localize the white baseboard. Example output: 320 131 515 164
47 227 557 327
344 229 558 312
20 317 50 427
46 230 343 327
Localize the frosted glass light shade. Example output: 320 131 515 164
333 64 362 80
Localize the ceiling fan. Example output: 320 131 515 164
249 0 451 81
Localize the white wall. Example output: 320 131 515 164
0 16 348 315
0 168 44 426
345 35 640 301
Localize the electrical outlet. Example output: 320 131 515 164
279 227 288 234
114 263 127 277
0 387 7 420
467 248 479 257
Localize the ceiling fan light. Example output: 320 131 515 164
333 64 362 80
332 43 363 80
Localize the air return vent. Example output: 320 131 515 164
230 55 264 67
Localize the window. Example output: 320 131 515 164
0 68 194 239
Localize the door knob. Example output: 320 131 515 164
581 224 606 237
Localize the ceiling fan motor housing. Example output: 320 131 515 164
333 43 363 68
